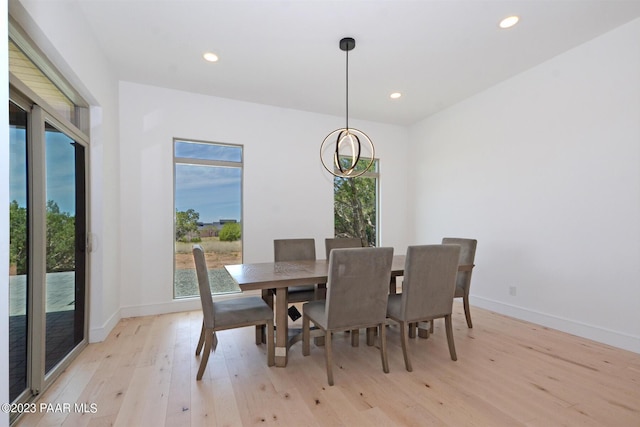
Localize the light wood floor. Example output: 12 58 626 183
15 301 640 426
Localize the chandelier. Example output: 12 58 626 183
320 37 375 178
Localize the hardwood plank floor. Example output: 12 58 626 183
15 301 640 426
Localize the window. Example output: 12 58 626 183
333 157 379 246
173 139 243 298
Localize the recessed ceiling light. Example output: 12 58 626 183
390 92 402 99
499 15 519 29
203 52 219 62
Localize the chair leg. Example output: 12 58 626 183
196 329 213 380
302 314 310 356
195 321 205 355
351 329 359 347
408 322 416 338
444 314 457 361
325 331 334 386
463 295 473 328
379 323 389 374
399 321 412 372
266 320 275 366
429 319 434 333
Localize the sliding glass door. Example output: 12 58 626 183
9 95 88 412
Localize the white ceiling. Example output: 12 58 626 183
71 0 640 126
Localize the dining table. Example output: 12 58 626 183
224 254 473 367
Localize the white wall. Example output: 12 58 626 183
7 3 637 386
409 19 640 353
11 0 122 342
118 82 410 316
2 2 11 424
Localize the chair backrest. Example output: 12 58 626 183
324 237 364 259
325 247 394 330
274 238 316 262
401 244 461 321
193 244 215 329
442 238 477 293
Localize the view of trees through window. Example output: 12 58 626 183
173 140 243 298
334 157 379 246
10 200 76 275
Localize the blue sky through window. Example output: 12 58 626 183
175 140 241 162
10 128 76 215
174 141 242 224
9 127 27 207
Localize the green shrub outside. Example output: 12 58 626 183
219 222 241 241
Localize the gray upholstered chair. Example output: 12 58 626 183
193 245 274 380
302 247 394 385
324 237 364 259
442 238 477 328
387 244 460 371
274 238 320 304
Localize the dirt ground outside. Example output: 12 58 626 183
174 237 242 269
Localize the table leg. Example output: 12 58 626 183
366 327 376 346
389 276 397 294
417 321 430 339
257 289 273 344
275 287 289 367
314 283 326 346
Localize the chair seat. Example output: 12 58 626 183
303 300 327 327
387 294 448 324
304 297 388 332
213 296 274 329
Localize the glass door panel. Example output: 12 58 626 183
9 101 29 402
43 122 85 373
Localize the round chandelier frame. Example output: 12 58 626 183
320 128 375 178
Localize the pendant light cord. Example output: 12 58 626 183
345 48 349 131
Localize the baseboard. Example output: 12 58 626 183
119 298 202 319
470 296 640 354
88 309 120 343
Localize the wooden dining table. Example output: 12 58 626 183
225 254 472 367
